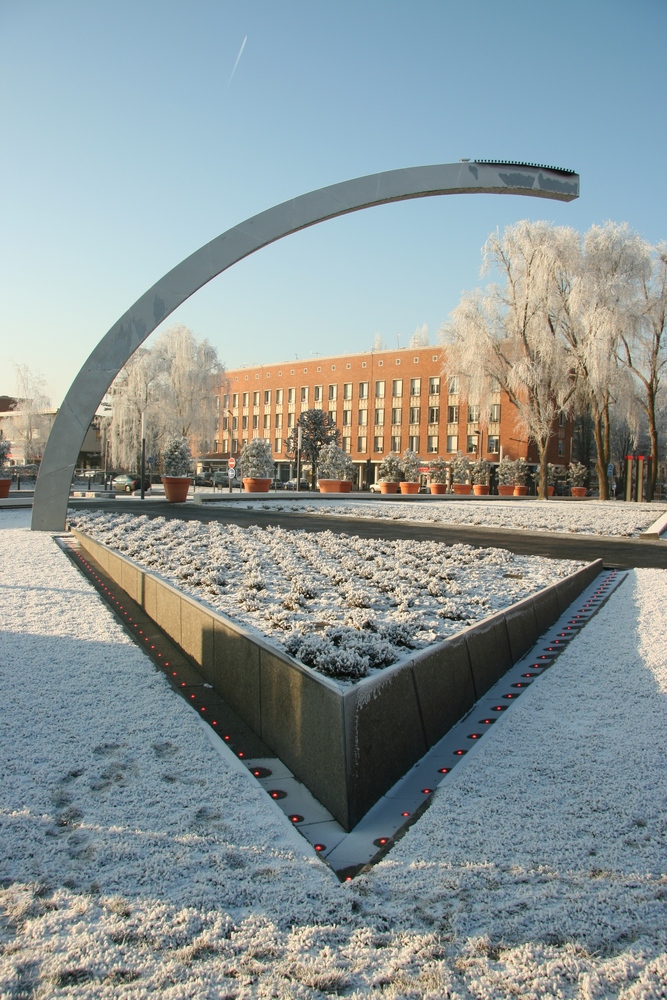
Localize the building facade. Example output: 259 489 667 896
210 347 573 485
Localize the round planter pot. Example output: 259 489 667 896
429 482 448 495
399 481 420 494
513 485 529 496
473 484 489 496
452 483 472 495
547 486 555 497
497 485 515 496
243 477 272 493
162 476 191 502
379 481 399 494
318 479 343 493
339 480 352 493
0 478 11 498
570 486 587 497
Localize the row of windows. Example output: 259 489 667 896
221 403 502 431
222 376 459 411
219 433 502 456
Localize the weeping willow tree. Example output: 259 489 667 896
105 325 223 471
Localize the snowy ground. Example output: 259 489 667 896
211 496 667 537
66 510 584 681
2 508 667 998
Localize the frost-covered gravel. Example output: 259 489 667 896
66 510 584 681
2 508 667 997
217 496 667 537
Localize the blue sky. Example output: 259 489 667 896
1 0 666 406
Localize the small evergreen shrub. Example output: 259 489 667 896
162 436 192 477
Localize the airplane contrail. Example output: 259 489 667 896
226 35 247 90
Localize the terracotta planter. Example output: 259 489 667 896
400 481 420 494
452 483 471 495
318 479 343 493
473 484 489 496
162 476 191 502
547 486 555 497
497 485 515 496
570 486 587 497
0 478 11 498
339 480 352 492
379 481 399 494
429 482 448 495
243 477 272 493
513 485 528 496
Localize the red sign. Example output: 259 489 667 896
228 457 236 469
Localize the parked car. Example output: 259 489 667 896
112 473 151 493
284 478 310 491
212 471 241 490
193 472 214 487
369 482 383 493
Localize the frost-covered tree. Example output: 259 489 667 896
441 221 576 500
9 365 52 464
106 348 168 471
286 408 339 487
408 324 429 348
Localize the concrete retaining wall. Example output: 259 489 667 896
73 529 601 829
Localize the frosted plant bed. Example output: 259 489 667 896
68 510 600 828
68 511 585 681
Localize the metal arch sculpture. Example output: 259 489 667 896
32 160 579 530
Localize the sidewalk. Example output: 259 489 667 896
1 507 666 998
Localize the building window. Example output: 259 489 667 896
392 379 403 397
467 435 478 453
252 414 259 429
448 376 459 394
559 410 567 427
232 393 239 407
253 391 260 406
468 404 480 423
359 381 369 399
427 435 438 453
446 435 458 453
232 416 238 431
263 414 270 429
395 358 401 365
391 435 401 452
341 436 351 453
358 409 368 426
392 407 402 424
287 413 294 428
342 409 352 426
410 377 421 396
357 436 367 453
222 438 228 453
329 384 337 401
488 435 500 454
374 436 384 453
214 439 219 453
288 387 296 404
343 382 352 400
489 403 501 422
314 385 323 402
427 406 439 424
222 394 229 409
264 390 271 405
242 415 248 430
429 376 440 395
301 386 308 403
409 406 420 424
361 361 367 368
375 380 385 398
222 415 229 431
375 408 384 426
346 363 351 369
378 360 384 367
275 413 282 429
232 438 239 453
558 439 565 456
275 388 283 405
408 435 420 453
274 438 282 453
242 392 249 406
447 405 459 424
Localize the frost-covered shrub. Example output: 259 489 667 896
318 442 348 480
162 436 192 477
377 452 402 483
285 625 399 680
400 449 420 482
513 458 529 485
547 463 565 487
240 438 275 479
568 461 588 487
428 457 448 484
0 438 11 479
450 455 471 484
470 458 490 485
497 456 515 485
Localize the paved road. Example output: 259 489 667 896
68 497 667 569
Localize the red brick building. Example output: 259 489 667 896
211 347 572 486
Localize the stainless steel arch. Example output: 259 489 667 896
32 160 579 530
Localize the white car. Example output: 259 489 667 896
369 482 383 493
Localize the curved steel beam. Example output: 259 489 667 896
32 161 579 530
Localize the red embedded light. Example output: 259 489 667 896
314 844 326 852
289 815 304 823
223 735 230 741
438 767 451 774
181 682 186 687
421 788 433 794
467 733 481 739
503 693 517 699
401 811 410 816
200 707 205 712
238 752 245 758
454 749 466 755
212 721 217 726
164 662 169 667
491 705 506 711
374 837 389 847
480 719 494 725
190 694 195 699
150 645 154 649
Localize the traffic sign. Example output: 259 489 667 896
607 463 614 476
228 468 236 479
228 457 236 469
